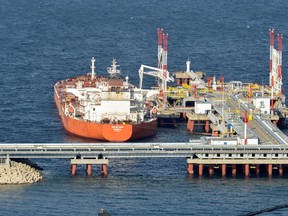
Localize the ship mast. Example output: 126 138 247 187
91 57 96 79
107 59 121 78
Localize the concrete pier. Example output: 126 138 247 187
221 164 226 177
187 158 288 177
186 113 210 134
212 130 218 137
232 164 237 176
268 164 273 176
205 120 210 133
279 164 283 176
256 164 260 175
71 164 77 175
70 158 108 176
187 163 194 174
198 164 203 176
86 164 92 176
187 120 195 133
245 164 250 177
209 165 214 176
101 164 108 176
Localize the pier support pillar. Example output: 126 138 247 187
245 164 250 177
279 164 283 176
86 164 92 176
279 118 285 128
232 164 237 176
212 130 218 137
101 164 108 176
183 112 187 119
172 119 177 127
71 164 77 175
209 165 214 176
205 120 210 133
267 164 273 176
242 164 245 173
160 118 165 127
256 164 260 176
198 164 203 176
221 164 226 177
187 120 195 133
187 163 194 174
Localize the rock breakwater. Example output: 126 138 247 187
0 161 42 184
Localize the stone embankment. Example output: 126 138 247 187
0 161 42 184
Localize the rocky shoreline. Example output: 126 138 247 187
0 160 43 184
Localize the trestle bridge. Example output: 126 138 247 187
1 142 288 177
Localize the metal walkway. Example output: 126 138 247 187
1 142 288 159
207 92 288 145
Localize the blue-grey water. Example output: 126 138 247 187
1 0 288 215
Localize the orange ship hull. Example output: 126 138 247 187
54 90 157 142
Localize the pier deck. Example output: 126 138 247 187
1 142 288 159
2 142 288 176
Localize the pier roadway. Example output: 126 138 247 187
225 96 287 144
1 143 288 159
0 142 201 159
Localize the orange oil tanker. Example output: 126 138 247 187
54 58 157 142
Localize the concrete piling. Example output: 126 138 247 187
245 164 250 177
221 164 226 177
70 158 108 176
187 159 285 177
86 164 92 176
205 120 210 133
268 164 273 176
187 163 194 174
209 165 214 176
279 164 283 176
256 164 260 175
232 164 237 176
101 164 108 176
71 164 77 175
198 164 203 176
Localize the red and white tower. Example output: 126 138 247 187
162 33 168 91
157 28 163 69
269 29 283 98
162 33 168 72
277 33 283 83
269 29 274 80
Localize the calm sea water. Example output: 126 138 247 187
1 0 288 215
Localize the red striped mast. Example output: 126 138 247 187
277 33 283 81
269 29 274 87
162 33 168 80
157 28 163 69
